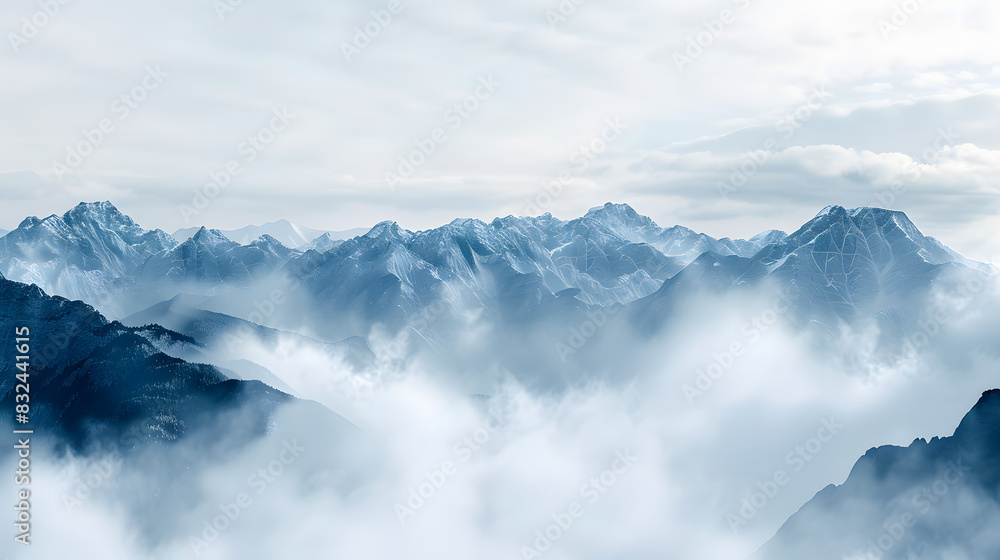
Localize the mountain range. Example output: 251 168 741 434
632 205 994 338
0 201 797 322
172 219 368 249
0 201 992 373
0 201 997 558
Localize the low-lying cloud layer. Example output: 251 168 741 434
6 271 999 559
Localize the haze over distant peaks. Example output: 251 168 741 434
0 200 992 331
172 219 370 249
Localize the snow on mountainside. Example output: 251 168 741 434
753 205 987 326
112 202 787 340
0 201 987 344
292 209 670 334
0 203 309 317
777 205 988 271
340 203 782 309
633 205 993 335
301 232 343 253
583 202 787 262
173 219 369 249
210 205 797 343
138 227 294 286
0 201 178 315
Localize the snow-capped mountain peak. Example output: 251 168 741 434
749 229 788 246
364 220 410 242
584 202 658 230
15 216 40 229
65 200 130 225
0 201 178 315
786 205 982 269
173 220 369 249
189 226 237 248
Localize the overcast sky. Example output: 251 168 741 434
1 0 999 259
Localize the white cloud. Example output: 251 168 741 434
9 274 1000 560
0 0 998 254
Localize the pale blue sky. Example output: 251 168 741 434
1 0 998 259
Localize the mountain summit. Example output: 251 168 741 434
0 201 178 313
0 202 987 337
173 219 369 249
